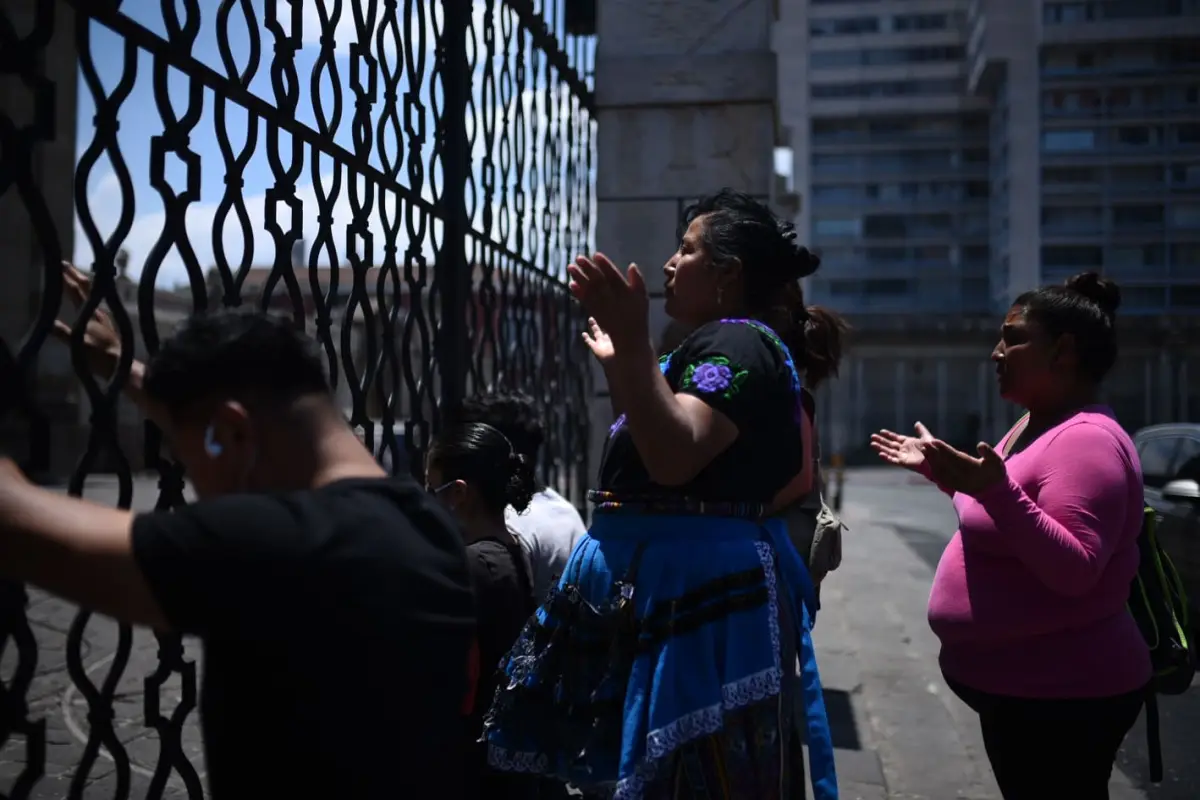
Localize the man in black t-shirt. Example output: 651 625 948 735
0 267 475 798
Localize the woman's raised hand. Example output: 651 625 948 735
567 252 648 351
870 422 935 472
581 317 615 365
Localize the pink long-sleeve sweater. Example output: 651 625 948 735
927 406 1152 698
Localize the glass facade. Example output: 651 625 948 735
807 115 991 313
1039 39 1200 313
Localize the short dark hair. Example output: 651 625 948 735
144 309 330 417
448 392 544 464
682 189 849 387
1014 271 1121 384
429 422 536 513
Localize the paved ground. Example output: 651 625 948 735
1 469 1198 798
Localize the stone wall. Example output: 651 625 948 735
590 0 781 467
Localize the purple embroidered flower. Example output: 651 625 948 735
692 362 734 393
681 356 748 398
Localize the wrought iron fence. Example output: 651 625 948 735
0 0 595 796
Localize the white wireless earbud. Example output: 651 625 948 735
204 425 224 458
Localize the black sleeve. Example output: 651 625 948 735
672 321 792 429
131 493 315 637
465 542 511 623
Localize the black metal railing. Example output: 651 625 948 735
0 0 595 796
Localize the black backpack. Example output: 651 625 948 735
1127 504 1196 783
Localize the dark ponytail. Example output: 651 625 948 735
504 451 536 512
428 422 537 513
756 270 849 389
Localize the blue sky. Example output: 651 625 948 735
73 0 597 290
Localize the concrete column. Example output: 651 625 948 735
1145 360 1155 427
1004 4 1042 298
936 359 949 439
853 358 866 448
1181 359 1190 422
589 0 780 480
0 0 78 476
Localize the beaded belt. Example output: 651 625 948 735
587 490 767 520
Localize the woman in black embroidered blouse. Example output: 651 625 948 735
483 190 849 800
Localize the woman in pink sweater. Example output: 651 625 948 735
872 272 1150 800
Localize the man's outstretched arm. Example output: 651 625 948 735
0 460 169 629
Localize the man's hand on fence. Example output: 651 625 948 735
52 261 125 378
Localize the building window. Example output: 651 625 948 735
1171 244 1200 266
1042 245 1102 267
1170 164 1200 185
1172 285 1200 309
1114 126 1162 148
812 185 864 203
1043 166 1100 185
1170 203 1200 229
809 16 879 36
1041 129 1096 152
809 45 965 69
813 217 863 237
1107 245 1165 268
1175 124 1200 144
1112 205 1165 229
1042 206 1103 232
1110 164 1163 186
811 79 961 99
890 13 955 31
1122 286 1168 310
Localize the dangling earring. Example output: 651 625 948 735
716 287 724 306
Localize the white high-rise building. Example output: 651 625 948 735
774 0 1200 457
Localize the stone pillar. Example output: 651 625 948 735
0 0 79 477
589 0 780 474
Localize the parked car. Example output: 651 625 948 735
1134 423 1200 635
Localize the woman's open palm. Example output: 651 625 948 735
581 317 615 365
870 423 935 472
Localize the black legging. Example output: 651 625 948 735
947 677 1145 800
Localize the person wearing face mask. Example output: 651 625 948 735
0 263 476 799
425 422 540 799
871 272 1150 800
482 190 842 800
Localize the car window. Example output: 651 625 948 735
1138 435 1180 489
1173 436 1200 484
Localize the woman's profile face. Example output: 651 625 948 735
992 304 1062 406
663 216 724 327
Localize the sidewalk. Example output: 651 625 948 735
814 499 1000 800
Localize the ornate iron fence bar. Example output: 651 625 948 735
0 0 595 796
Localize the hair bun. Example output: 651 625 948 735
782 245 821 282
1064 271 1121 316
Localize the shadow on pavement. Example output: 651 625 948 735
891 524 949 573
800 689 863 751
